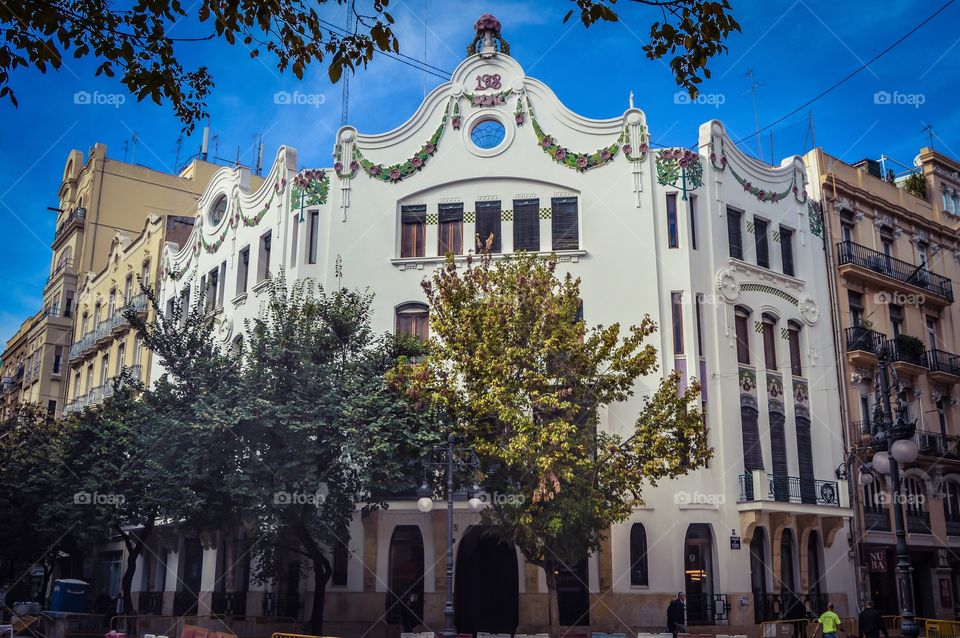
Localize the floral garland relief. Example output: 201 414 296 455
527 97 626 172
291 169 330 212
655 148 704 190
355 106 448 183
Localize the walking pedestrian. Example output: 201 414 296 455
816 602 843 638
858 601 888 638
667 592 687 638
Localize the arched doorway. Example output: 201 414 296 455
684 524 714 624
807 532 824 614
780 529 797 595
454 526 519 635
386 526 425 631
750 528 770 623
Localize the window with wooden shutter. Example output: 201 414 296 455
666 193 679 248
769 410 789 501
671 291 684 354
401 205 426 258
438 203 463 256
788 322 802 376
740 406 764 471
780 226 795 276
513 198 540 252
551 197 579 250
762 314 777 371
735 308 751 365
796 416 815 504
475 200 502 253
754 218 770 268
727 207 743 259
395 303 429 340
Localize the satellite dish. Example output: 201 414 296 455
913 154 922 167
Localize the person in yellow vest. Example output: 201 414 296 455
816 602 844 638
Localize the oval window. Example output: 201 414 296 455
210 195 228 225
470 120 506 150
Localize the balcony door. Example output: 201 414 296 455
684 524 714 624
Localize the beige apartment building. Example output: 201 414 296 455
0 144 218 415
806 147 960 619
64 214 195 414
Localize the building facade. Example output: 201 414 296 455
0 144 219 416
64 214 196 414
146 18 857 636
806 147 960 619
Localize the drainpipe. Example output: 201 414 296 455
823 162 865 608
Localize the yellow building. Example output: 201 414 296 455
0 143 219 415
806 147 960 618
65 214 195 413
0 311 42 417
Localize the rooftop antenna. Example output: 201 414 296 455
255 134 264 175
423 0 428 99
201 125 210 160
131 132 139 164
742 69 764 161
340 0 355 128
629 91 634 109
174 135 184 170
122 139 129 163
211 133 220 158
921 123 935 148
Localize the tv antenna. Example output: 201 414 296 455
340 0 356 127
742 69 764 161
921 123 935 148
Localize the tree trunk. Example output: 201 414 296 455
543 561 561 638
38 556 55 607
118 520 155 617
296 523 332 635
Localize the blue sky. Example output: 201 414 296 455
1 0 958 342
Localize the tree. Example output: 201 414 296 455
0 404 84 606
0 1 737 130
903 171 927 200
230 277 439 634
393 250 712 637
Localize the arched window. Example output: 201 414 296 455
749 528 770 622
807 531 824 612
787 321 802 377
629 523 648 586
386 525 424 628
395 303 428 340
761 313 778 371
734 306 751 365
779 529 796 594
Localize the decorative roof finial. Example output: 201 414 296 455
629 91 635 109
467 14 510 58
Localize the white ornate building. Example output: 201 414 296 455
144 16 857 636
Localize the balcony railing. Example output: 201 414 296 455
886 337 928 369
911 429 960 458
738 473 842 507
928 349 960 378
864 509 891 531
54 206 86 241
906 510 931 534
837 240 954 301
211 591 247 617
262 592 300 618
947 518 960 537
137 591 163 615
844 326 886 355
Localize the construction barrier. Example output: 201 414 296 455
761 620 816 638
111 615 302 638
918 618 960 638
270 633 340 638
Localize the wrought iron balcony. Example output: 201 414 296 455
947 517 960 537
927 349 960 381
54 206 86 241
738 473 841 507
837 240 953 302
262 592 300 618
886 336 928 370
864 509 891 531
906 510 931 534
844 326 886 356
211 591 247 617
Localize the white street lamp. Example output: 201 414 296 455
891 438 919 465
872 451 891 475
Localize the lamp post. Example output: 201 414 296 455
868 352 918 638
417 433 482 638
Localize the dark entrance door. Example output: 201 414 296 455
557 559 589 626
750 529 771 623
454 526 519 635
176 538 203 615
684 524 714 624
911 551 936 618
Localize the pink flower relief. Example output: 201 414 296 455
389 168 402 182
350 160 359 172
452 117 462 130
369 164 381 176
743 181 751 191
600 149 612 161
576 155 588 169
334 162 344 173
411 156 424 169
515 113 525 125
757 189 766 201
425 143 436 155
623 144 633 155
555 148 567 161
640 143 649 153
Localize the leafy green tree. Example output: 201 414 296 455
0 0 737 129
393 251 712 637
232 277 438 634
0 404 83 606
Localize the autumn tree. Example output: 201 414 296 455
0 0 737 129
392 251 712 637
